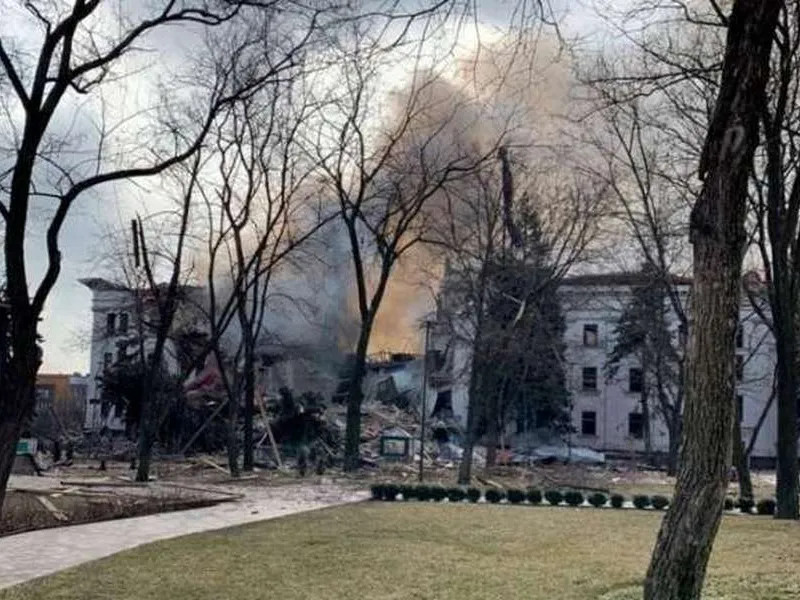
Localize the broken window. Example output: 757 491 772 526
628 413 644 439
583 324 598 347
431 389 453 418
629 368 643 393
582 367 598 390
581 411 597 436
118 312 129 335
106 313 116 336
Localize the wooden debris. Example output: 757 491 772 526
156 481 244 499
193 457 230 475
36 496 69 521
257 394 283 469
476 476 504 489
60 479 147 488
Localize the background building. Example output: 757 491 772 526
80 278 205 432
430 272 779 461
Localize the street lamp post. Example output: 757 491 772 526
419 319 432 482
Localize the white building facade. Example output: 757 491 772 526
431 272 781 462
81 278 203 432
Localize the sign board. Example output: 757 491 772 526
16 438 38 456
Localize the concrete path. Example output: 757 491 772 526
0 484 367 590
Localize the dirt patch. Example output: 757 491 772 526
0 474 239 538
0 490 228 538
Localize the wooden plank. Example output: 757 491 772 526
36 496 69 521
156 481 244 499
195 456 230 475
60 479 148 488
257 393 283 469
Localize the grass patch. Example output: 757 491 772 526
4 504 800 600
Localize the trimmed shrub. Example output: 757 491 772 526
738 498 755 514
610 494 625 509
756 498 776 516
383 484 400 502
564 490 584 507
466 487 482 503
544 490 563 506
724 497 735 511
447 487 467 503
526 488 543 505
651 495 670 510
485 488 505 504
588 492 608 508
507 488 526 504
398 485 415 501
633 495 651 510
415 485 431 501
429 485 447 502
371 483 385 501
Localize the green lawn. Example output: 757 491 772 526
4 504 800 600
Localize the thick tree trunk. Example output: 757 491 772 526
0 318 40 515
644 2 781 599
458 355 482 485
485 392 499 468
135 404 154 483
666 431 679 477
641 387 652 463
227 384 240 478
644 237 742 600
664 401 681 476
732 415 754 502
773 308 798 518
0 415 24 515
242 343 255 472
343 324 372 472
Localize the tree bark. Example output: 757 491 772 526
343 322 373 472
644 2 781 599
666 425 679 477
641 386 652 464
485 390 499 468
732 415 754 502
458 349 483 485
773 297 798 518
227 383 241 478
0 409 25 515
135 396 154 483
241 332 256 472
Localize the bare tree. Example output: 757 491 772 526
195 72 330 474
745 0 800 519
580 98 693 474
588 0 800 519
425 146 606 483
644 2 782 599
0 0 251 511
0 0 365 500
308 8 514 471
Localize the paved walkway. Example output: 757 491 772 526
0 484 367 590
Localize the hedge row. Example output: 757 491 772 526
369 484 778 515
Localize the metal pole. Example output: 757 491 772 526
419 320 431 482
